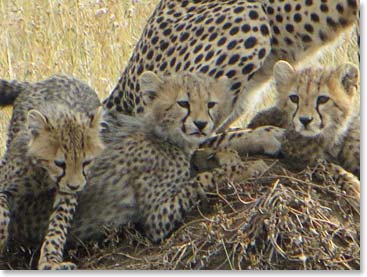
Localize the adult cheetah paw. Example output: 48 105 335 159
255 126 285 156
38 261 77 270
236 159 269 181
214 148 242 166
245 159 269 178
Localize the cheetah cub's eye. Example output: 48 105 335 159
177 100 190 108
207 102 217 109
54 160 66 168
82 160 93 167
289 95 299 104
317 95 330 105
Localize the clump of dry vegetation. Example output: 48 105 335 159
0 0 359 270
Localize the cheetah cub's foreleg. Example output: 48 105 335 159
37 193 78 270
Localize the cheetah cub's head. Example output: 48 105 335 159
27 106 105 194
273 60 359 138
139 71 232 146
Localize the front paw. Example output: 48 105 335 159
38 261 77 270
214 149 242 166
234 159 269 182
256 126 285 156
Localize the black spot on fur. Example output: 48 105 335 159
216 15 226 24
228 54 240 65
200 65 209 73
231 82 241 91
305 0 313 6
223 22 232 30
276 15 283 22
294 13 302 22
284 4 292 12
286 24 294 33
327 17 338 28
244 37 257 49
304 24 314 33
217 37 227 46
227 40 237 50
273 26 280 34
230 26 239 35
302 34 312 43
234 6 244 13
226 70 236 78
205 51 214 61
284 37 293 45
249 10 258 20
242 24 251 33
311 13 320 22
163 28 172 36
209 32 218 41
242 63 254 74
180 32 190 42
216 54 227 65
195 54 204 63
320 4 329 12
260 24 269 36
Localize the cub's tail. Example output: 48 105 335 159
0 80 30 106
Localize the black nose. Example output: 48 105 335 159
67 184 79 191
299 116 313 127
194 121 208 131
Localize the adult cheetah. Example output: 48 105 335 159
103 0 359 132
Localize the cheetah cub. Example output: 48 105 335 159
0 76 104 270
249 60 360 197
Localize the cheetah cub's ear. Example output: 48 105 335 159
88 106 104 130
273 60 296 89
335 63 359 96
27 109 51 137
86 106 105 154
139 71 163 105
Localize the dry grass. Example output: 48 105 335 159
0 0 159 155
0 0 360 270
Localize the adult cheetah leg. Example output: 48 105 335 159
38 193 78 270
144 154 267 242
201 126 285 156
0 193 9 253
